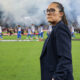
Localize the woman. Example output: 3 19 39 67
40 2 74 80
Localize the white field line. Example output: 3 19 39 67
0 40 39 42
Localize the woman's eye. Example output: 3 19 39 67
50 9 55 12
47 9 50 12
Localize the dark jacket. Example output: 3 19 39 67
40 21 74 80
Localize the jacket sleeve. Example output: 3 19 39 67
52 26 73 80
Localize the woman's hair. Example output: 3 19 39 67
52 2 68 26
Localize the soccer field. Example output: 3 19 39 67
0 41 80 80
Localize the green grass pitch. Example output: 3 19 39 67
0 33 80 80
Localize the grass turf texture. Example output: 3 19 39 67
0 41 80 80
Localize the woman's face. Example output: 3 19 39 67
46 3 63 25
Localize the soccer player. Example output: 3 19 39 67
38 26 44 41
38 26 41 38
0 25 3 39
27 27 32 40
31 24 35 38
47 24 52 36
40 25 44 39
17 25 21 39
71 26 75 38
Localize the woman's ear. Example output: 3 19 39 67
60 12 64 17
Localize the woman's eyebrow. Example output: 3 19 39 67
48 8 55 9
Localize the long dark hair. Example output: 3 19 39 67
52 2 68 26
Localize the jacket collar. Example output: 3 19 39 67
52 20 63 28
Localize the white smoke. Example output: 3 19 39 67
0 0 80 27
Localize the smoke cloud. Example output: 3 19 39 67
0 0 80 27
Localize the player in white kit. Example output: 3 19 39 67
27 27 32 39
38 26 41 38
31 24 35 39
47 24 52 37
40 26 44 39
17 25 21 39
38 25 44 41
0 25 3 39
71 26 75 37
